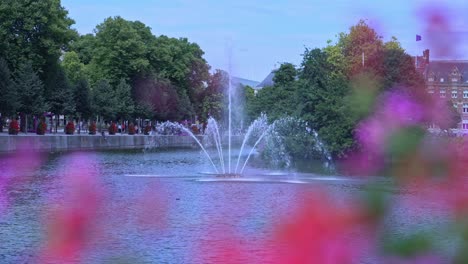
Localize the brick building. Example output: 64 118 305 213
420 50 468 130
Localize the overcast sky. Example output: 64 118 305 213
62 0 468 82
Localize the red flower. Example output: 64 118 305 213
65 122 75 135
273 191 371 264
39 153 106 263
88 122 97 135
8 120 19 135
108 122 117 135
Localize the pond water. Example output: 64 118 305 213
0 149 449 263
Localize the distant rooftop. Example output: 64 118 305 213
256 70 276 89
231 76 259 88
426 60 468 81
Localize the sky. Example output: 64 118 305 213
61 0 468 82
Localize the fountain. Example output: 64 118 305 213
149 71 332 176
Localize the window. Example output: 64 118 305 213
454 104 458 108
452 78 458 82
464 91 468 98
428 77 434 82
440 78 445 82
463 104 468 113
452 91 458 98
428 90 434 94
463 120 468 129
440 90 446 98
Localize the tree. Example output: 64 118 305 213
273 63 297 86
62 51 87 85
150 36 210 116
250 84 297 122
70 34 96 65
339 20 384 77
15 62 47 132
90 16 151 85
0 58 18 122
0 0 77 81
92 80 117 122
47 66 75 119
243 85 256 124
133 74 180 121
296 48 354 157
74 78 92 120
114 79 135 120
382 37 424 90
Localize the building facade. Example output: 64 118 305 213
423 58 468 130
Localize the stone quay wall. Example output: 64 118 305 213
0 134 244 153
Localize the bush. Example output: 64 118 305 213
144 124 152 135
128 123 135 135
8 120 19 135
65 121 75 135
89 122 97 135
36 120 47 135
108 122 117 135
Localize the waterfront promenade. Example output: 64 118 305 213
0 133 243 153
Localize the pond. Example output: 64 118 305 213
0 149 449 263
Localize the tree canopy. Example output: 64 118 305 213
246 20 425 158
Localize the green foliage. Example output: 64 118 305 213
383 41 423 89
70 34 96 65
385 126 425 161
201 92 223 121
92 80 116 120
0 0 77 80
47 66 75 116
296 49 354 156
243 86 256 124
152 36 209 89
339 19 384 77
0 58 18 117
15 62 47 115
74 78 92 119
246 20 424 160
114 79 135 120
382 232 434 258
90 16 151 85
62 51 86 85
361 183 390 222
347 72 383 122
273 63 297 86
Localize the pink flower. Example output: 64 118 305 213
381 91 424 127
356 117 387 154
39 153 106 263
272 191 372 264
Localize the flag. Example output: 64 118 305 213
416 35 422 41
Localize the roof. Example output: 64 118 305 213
256 70 276 89
426 60 468 81
231 76 259 88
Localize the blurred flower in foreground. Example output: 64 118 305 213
38 152 106 263
273 191 371 264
